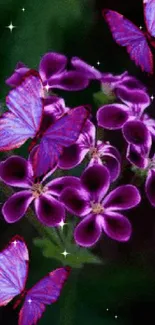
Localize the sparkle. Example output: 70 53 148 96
22 8 25 12
27 299 32 304
139 26 143 30
91 66 95 69
106 308 109 311
61 250 70 258
13 240 18 246
115 315 118 319
6 22 16 32
44 83 50 92
97 61 100 66
58 220 67 230
151 95 154 100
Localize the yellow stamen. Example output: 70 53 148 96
91 201 104 214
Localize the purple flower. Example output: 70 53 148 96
6 53 89 91
71 57 146 95
58 119 121 181
60 164 141 247
0 155 79 226
97 88 154 155
126 145 155 208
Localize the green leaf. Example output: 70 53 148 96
131 165 147 178
93 90 116 108
33 237 102 268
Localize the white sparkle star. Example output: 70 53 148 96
27 299 32 304
58 220 67 230
61 250 70 258
97 61 100 66
106 308 109 311
13 240 17 246
115 315 118 319
6 22 16 32
151 95 154 100
91 66 95 69
22 8 25 12
44 83 50 92
139 26 143 30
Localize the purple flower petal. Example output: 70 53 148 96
101 72 128 86
102 211 132 241
96 142 121 181
116 87 150 110
123 120 152 148
59 120 96 169
60 187 91 217
39 52 67 82
103 185 141 210
97 142 121 162
74 213 102 247
34 194 65 226
77 119 96 148
81 164 110 201
143 114 155 138
102 154 121 181
71 57 102 79
126 144 149 168
118 74 146 91
2 191 33 223
0 156 33 188
58 143 84 169
47 176 81 196
48 71 89 91
145 170 155 207
6 63 29 87
97 104 129 130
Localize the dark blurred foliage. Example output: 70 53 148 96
0 0 155 324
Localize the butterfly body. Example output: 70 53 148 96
103 1 155 73
0 236 70 325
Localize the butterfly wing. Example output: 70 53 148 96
144 0 155 37
19 267 70 325
103 9 153 73
30 106 89 176
0 236 29 306
0 71 43 151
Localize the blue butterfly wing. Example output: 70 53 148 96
103 9 153 73
144 0 155 37
30 106 89 176
0 236 29 306
19 267 70 325
0 71 43 151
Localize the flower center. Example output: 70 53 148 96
91 201 104 214
31 183 45 198
89 147 99 159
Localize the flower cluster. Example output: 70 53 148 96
1 51 154 248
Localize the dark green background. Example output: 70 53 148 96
1 0 155 324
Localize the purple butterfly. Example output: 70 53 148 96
103 1 155 73
0 70 89 176
0 236 70 325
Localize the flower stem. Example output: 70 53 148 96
59 268 80 325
